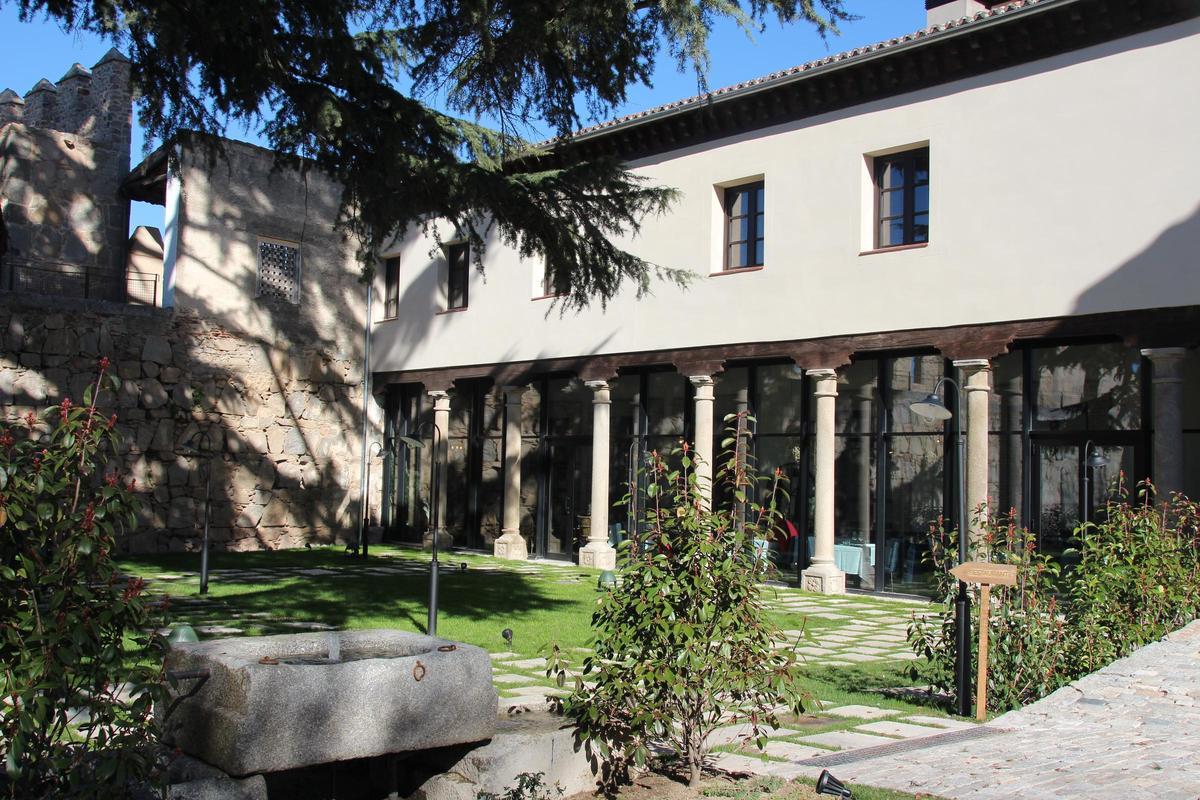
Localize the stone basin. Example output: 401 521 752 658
162 629 497 777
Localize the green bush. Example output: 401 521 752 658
909 485 1200 713
908 515 1071 712
549 417 810 788
0 361 166 798
1069 484 1200 675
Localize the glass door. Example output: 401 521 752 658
540 439 590 560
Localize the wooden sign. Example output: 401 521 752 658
950 561 1018 587
949 561 1019 721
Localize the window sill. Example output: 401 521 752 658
859 242 929 256
436 307 469 315
532 293 568 301
710 266 765 276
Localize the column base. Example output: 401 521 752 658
422 530 454 551
800 562 846 595
492 531 529 561
578 541 617 571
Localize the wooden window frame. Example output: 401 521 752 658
446 242 469 311
874 148 930 249
723 181 765 271
384 256 400 319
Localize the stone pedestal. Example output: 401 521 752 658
494 385 528 560
801 369 845 594
578 380 617 570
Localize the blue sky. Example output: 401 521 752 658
0 1 926 231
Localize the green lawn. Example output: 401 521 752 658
119 544 950 720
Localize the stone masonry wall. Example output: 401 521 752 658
0 293 375 552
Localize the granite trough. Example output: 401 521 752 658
162 629 498 777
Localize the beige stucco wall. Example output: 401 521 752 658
372 18 1200 374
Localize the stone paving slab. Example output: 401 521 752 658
762 742 831 761
902 715 977 731
707 724 803 746
797 730 895 751
830 620 1200 799
820 705 903 720
856 720 944 739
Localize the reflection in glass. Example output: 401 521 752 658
886 432 943 595
1033 343 1141 431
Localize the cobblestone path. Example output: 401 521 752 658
821 620 1200 799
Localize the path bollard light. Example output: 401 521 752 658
597 570 617 589
501 628 513 650
167 624 200 645
815 770 853 798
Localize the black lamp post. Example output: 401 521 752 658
411 421 444 637
910 377 971 718
1081 440 1109 526
356 440 384 558
183 429 215 596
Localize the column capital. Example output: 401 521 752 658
952 358 992 371
688 374 715 388
501 385 526 403
806 367 837 380
583 379 610 391
427 389 450 400
1140 347 1188 359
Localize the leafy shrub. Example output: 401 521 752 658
909 483 1200 713
0 361 166 798
549 417 810 788
1069 483 1200 675
908 514 1071 712
477 772 563 800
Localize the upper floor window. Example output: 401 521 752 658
446 242 468 310
875 148 929 248
257 238 301 303
724 181 764 270
383 256 400 318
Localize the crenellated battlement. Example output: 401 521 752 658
0 48 131 161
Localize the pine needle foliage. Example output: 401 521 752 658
9 0 853 308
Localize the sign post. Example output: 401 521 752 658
949 561 1018 722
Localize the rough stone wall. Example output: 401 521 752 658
0 50 133 292
0 292 380 552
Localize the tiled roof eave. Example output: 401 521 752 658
548 0 1075 148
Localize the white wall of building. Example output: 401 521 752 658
372 19 1200 374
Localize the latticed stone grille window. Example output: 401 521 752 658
256 238 301 303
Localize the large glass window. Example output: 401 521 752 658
885 356 944 596
724 182 765 269
875 149 929 248
1032 343 1141 431
446 242 469 310
833 362 878 589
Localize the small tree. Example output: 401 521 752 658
0 360 165 798
549 417 810 788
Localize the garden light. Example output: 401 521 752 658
815 770 852 798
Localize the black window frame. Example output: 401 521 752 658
723 181 765 270
384 256 400 319
874 148 930 249
446 242 469 310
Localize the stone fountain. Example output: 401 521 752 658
162 629 497 777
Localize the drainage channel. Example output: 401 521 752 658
794 725 1009 768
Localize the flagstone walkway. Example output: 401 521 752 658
795 620 1200 799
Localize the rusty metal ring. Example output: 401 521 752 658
437 644 457 652
412 660 426 681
